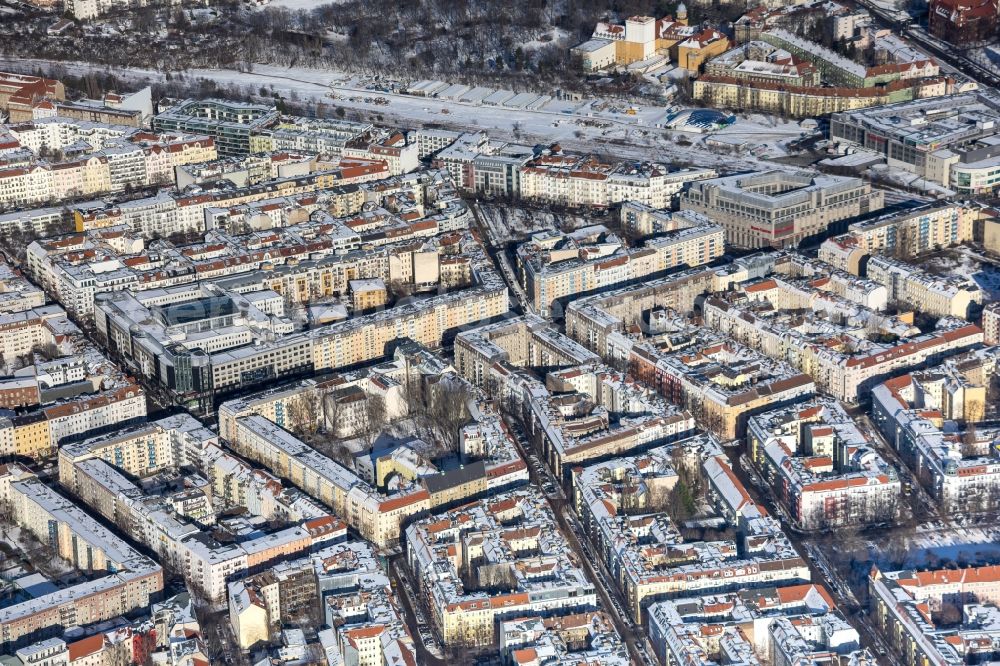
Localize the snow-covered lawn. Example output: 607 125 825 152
0 525 75 578
865 524 1000 568
904 526 1000 567
923 245 1000 299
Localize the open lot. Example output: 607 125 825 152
923 245 1000 299
477 204 599 244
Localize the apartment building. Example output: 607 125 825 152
761 28 938 87
562 266 724 362
572 436 811 621
704 42 821 87
499 612 628 666
230 539 415 666
454 315 600 386
7 117 198 157
870 565 1000 665
173 151 315 189
0 262 44 314
771 251 888 311
0 163 447 243
871 350 1000 513
455 317 695 476
72 453 340 600
349 278 387 312
342 130 419 175
153 99 279 156
679 170 883 248
14 627 155 666
648 584 874 666
223 349 528 546
819 203 978 270
529 365 695 478
0 130 216 211
515 214 724 316
39 94 151 128
0 465 163 649
231 414 430 548
983 301 1000 345
695 73 948 119
629 338 815 440
433 135 716 207
27 185 458 319
0 298 148 459
866 255 983 318
702 282 983 403
407 488 597 647
747 399 900 530
57 413 217 489
60 415 343 601
518 153 715 209
0 307 63 363
0 73 64 122
42 383 147 453
89 230 505 407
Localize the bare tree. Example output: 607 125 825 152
961 427 980 458
476 563 517 592
426 380 472 453
402 373 428 419
287 391 321 438
361 393 387 452
865 312 889 340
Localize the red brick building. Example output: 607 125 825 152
0 72 65 123
0 377 39 410
928 0 999 43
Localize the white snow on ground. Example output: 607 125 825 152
711 113 806 155
905 526 1000 567
865 524 1000 568
869 164 955 198
0 525 75 577
252 0 349 10
0 58 795 172
522 28 570 50
922 245 1000 299
478 204 596 241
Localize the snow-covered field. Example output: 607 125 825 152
0 57 794 172
923 245 1000 299
863 524 1000 569
904 525 1000 567
708 114 808 159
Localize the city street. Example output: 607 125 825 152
500 414 658 666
